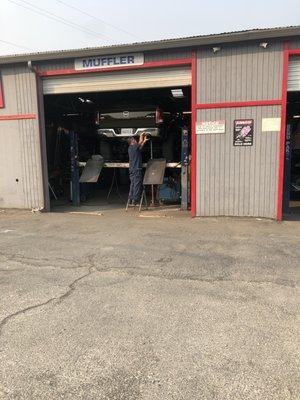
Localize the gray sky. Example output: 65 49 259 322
0 0 300 55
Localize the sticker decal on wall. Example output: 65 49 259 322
262 118 281 132
233 119 254 146
196 120 226 134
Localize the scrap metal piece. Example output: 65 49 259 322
79 155 104 183
143 159 166 185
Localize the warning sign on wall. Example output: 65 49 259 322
233 119 254 146
196 120 226 135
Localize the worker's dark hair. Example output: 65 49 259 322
127 136 136 144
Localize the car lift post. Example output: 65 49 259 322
283 124 292 214
181 126 189 210
149 139 155 207
70 131 80 207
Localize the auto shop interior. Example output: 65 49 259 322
283 55 300 216
43 85 191 212
284 92 300 214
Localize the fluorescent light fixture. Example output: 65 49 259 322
293 115 300 118
78 97 93 104
171 88 184 98
259 42 268 48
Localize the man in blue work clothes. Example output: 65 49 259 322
127 132 148 205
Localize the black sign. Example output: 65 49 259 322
233 119 254 146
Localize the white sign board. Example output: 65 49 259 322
75 53 144 70
196 120 226 135
262 118 281 132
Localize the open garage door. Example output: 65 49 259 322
43 85 191 213
43 66 191 95
288 56 300 91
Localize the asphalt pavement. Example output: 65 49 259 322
0 209 299 399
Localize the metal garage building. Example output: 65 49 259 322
1 26 300 220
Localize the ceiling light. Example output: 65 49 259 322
171 89 184 98
78 97 94 104
293 115 300 119
260 42 268 48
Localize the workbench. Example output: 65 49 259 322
78 161 181 168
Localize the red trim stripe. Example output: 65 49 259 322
277 43 290 221
0 73 4 108
287 49 300 55
38 58 192 77
191 50 197 217
196 100 282 110
0 114 36 121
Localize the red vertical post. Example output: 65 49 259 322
277 43 289 221
0 72 4 108
191 49 197 217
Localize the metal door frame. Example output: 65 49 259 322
38 56 197 215
277 45 300 220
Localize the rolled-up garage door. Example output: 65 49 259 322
43 66 191 95
288 57 300 91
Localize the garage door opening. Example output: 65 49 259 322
283 91 300 216
43 86 191 214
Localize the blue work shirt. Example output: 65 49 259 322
128 143 142 172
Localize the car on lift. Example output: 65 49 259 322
96 108 165 138
95 107 180 161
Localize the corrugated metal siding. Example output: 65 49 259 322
144 48 192 62
288 39 300 49
0 65 44 209
36 59 74 72
195 42 283 218
196 106 281 218
197 43 283 103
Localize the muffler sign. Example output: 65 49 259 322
75 53 144 70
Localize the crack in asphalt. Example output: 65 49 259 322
0 249 296 339
0 249 296 288
0 268 23 272
0 266 95 337
0 251 133 271
0 251 89 271
95 266 297 287
56 266 94 304
0 297 58 337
